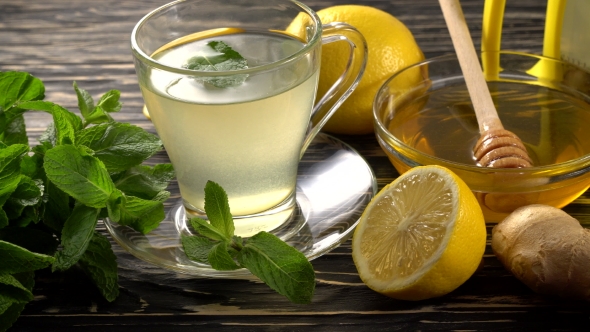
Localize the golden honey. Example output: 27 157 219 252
376 74 590 222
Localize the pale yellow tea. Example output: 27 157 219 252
140 31 318 235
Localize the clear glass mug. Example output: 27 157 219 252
131 0 367 237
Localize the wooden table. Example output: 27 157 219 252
3 0 590 330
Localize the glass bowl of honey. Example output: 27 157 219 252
373 51 590 222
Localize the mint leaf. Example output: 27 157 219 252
19 100 82 145
96 90 122 113
208 241 240 270
0 144 28 182
237 232 315 304
0 176 20 206
188 218 228 242
0 72 44 112
0 145 29 225
39 122 57 146
73 84 122 125
181 235 216 264
109 192 164 234
11 207 40 228
186 41 248 71
0 109 26 145
112 164 174 200
204 181 234 239
182 181 316 304
0 301 26 331
42 180 72 232
75 122 162 173
0 274 33 303
0 294 12 315
3 176 42 221
184 40 248 88
19 154 37 178
44 144 115 208
0 271 34 331
73 81 95 120
0 240 54 274
0 113 27 146
0 175 21 229
0 72 41 150
78 232 119 302
53 203 100 271
106 190 122 223
24 143 49 181
151 190 170 203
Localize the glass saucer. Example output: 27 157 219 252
104 133 377 278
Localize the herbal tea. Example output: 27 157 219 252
383 80 590 221
140 31 318 235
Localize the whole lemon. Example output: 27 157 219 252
315 5 424 135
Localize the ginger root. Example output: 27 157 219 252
491 204 590 300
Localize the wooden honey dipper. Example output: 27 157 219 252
439 0 533 168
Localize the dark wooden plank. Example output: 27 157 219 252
4 0 590 331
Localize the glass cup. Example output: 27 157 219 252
131 0 367 237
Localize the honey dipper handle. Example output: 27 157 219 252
438 0 504 133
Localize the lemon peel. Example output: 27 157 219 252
311 5 425 135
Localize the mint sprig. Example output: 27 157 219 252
0 71 175 329
184 40 249 88
181 181 316 304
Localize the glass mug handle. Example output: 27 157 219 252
299 22 368 158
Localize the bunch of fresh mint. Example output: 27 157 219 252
0 71 173 330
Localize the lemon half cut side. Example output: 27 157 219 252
352 165 486 301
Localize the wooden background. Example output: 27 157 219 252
3 0 590 331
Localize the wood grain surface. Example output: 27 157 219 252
2 0 590 331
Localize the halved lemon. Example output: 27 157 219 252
352 165 486 300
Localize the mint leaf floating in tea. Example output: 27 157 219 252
181 180 316 304
184 41 249 88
